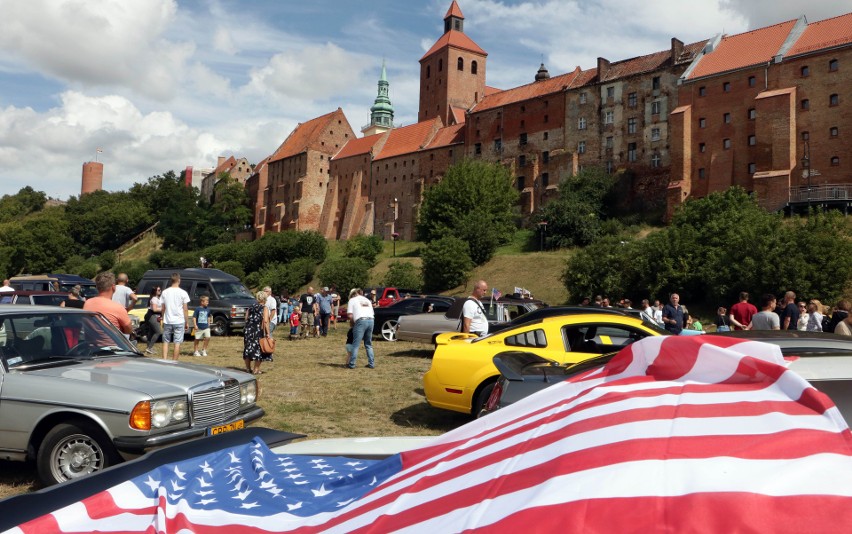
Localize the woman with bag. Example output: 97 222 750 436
243 290 273 375
713 306 731 332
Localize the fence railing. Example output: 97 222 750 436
789 184 852 203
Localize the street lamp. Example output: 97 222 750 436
801 140 812 213
537 221 548 251
389 197 399 256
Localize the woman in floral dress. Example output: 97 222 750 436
243 290 271 374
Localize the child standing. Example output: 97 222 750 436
193 295 211 356
344 327 354 366
289 308 301 341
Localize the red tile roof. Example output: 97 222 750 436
421 30 487 61
471 67 586 112
268 109 342 162
786 13 852 57
449 106 466 124
374 119 441 161
485 86 501 95
600 41 706 82
210 156 236 175
688 20 798 79
333 132 385 160
445 1 463 19
425 123 465 149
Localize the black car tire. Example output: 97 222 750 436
473 382 495 418
381 319 398 342
37 420 120 486
211 315 229 337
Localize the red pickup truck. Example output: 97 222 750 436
366 287 401 307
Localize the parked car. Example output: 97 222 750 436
47 273 98 299
396 296 545 344
372 296 455 341
136 268 255 336
365 287 401 307
424 312 666 416
0 305 263 486
0 290 70 306
484 330 852 416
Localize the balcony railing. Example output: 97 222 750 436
789 184 852 203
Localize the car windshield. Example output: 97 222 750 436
212 281 253 299
0 311 139 370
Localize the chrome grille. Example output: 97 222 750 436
190 379 240 426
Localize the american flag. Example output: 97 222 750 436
491 287 501 300
9 336 852 532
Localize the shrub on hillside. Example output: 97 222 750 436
248 259 315 294
343 234 384 266
319 258 370 301
421 236 473 292
215 260 246 281
111 260 155 288
383 260 422 292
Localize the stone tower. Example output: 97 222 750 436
362 60 395 136
81 161 103 195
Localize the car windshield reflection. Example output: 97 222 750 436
0 312 138 370
212 281 253 299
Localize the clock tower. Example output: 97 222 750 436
418 1 487 124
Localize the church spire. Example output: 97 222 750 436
444 1 464 33
363 60 394 136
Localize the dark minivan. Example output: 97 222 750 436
137 268 255 335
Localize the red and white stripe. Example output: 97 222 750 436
10 336 852 533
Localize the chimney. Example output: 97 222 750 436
597 57 610 80
217 156 226 168
671 38 684 62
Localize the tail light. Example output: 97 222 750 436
485 380 504 412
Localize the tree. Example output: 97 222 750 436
204 175 253 244
343 235 384 266
421 236 473 292
383 261 422 291
64 190 153 255
319 258 370 300
0 187 47 223
417 160 518 265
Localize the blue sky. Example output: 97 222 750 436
1 0 849 199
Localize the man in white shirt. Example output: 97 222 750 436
263 286 278 333
160 273 190 360
346 288 375 369
462 280 489 337
0 280 14 292
111 273 137 311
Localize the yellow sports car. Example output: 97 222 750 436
423 309 668 415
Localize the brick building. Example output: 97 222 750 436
201 155 253 203
249 2 851 240
669 13 852 216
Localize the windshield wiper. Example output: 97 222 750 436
12 357 80 370
90 346 140 357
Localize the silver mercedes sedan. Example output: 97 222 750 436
0 306 263 486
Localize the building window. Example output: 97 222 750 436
723 138 731 149
748 76 756 87
494 139 502 153
748 135 756 146
579 92 587 104
578 141 586 154
830 126 839 137
471 61 478 74
829 59 838 71
748 163 756 174
801 99 810 110
651 152 661 167
627 117 637 134
651 127 661 141
699 117 706 128
749 108 756 120
606 86 615 99
830 94 839 106
457 57 464 71
698 168 706 179
606 136 613 149
699 86 706 97
426 65 430 78
519 155 526 167
542 151 550 163
628 92 637 107
699 142 706 153
517 176 525 191
578 117 587 130
724 112 731 123
474 143 481 155
627 142 637 162
520 133 528 145
802 131 809 140
723 81 731 92
606 160 614 173
543 132 549 140
604 111 614 124
542 173 549 188
801 65 810 77
652 76 661 90
831 156 840 166
438 59 442 71
651 101 661 115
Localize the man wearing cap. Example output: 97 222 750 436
315 286 334 337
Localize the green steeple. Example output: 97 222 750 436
369 60 394 130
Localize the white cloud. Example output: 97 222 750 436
213 27 238 55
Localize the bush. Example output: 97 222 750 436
421 236 473 292
319 258 370 301
250 259 316 294
111 260 156 288
215 260 245 281
383 261 422 292
343 235 384 266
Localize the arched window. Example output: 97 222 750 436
471 60 478 74
457 57 464 71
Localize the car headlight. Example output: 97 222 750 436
241 381 257 406
130 397 189 430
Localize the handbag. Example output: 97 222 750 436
259 320 275 354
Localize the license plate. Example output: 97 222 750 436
209 419 244 435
